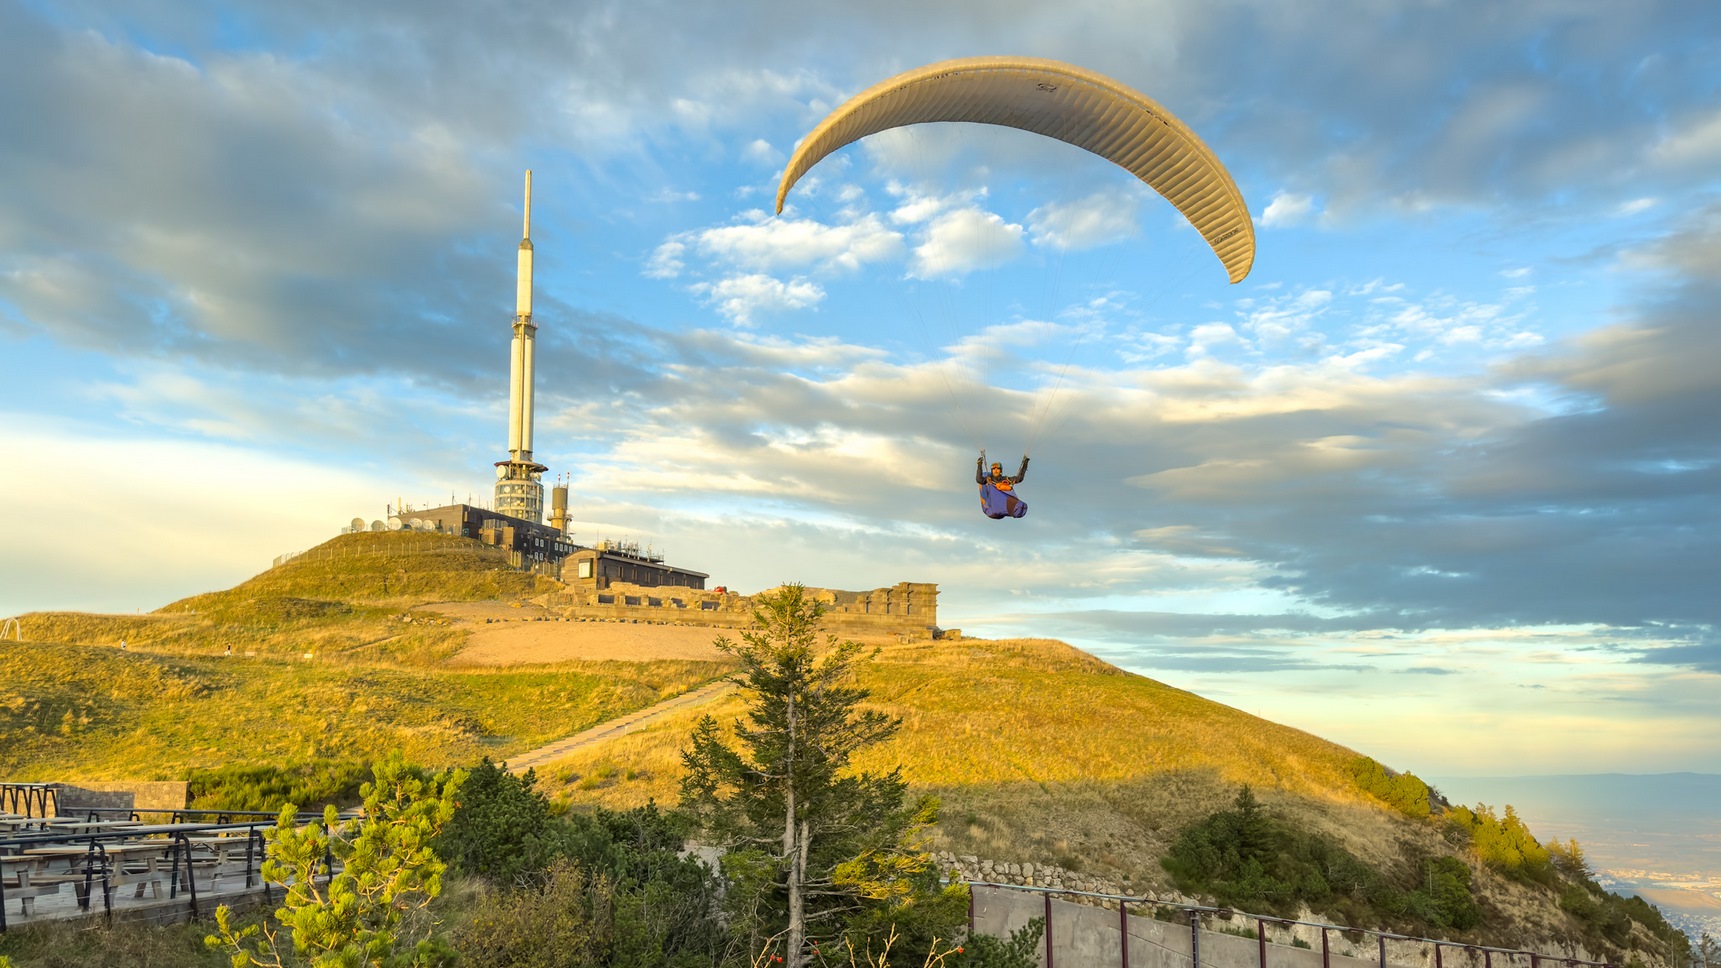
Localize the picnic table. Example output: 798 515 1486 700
2 840 183 918
41 820 141 834
2 846 102 916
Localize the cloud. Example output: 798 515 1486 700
743 138 785 166
1028 191 1142 250
646 240 687 279
686 213 903 274
1653 107 1721 170
694 273 824 325
910 207 1025 278
1260 192 1316 228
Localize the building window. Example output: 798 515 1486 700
578 560 593 579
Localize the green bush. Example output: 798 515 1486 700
1420 857 1481 930
436 759 561 885
1347 757 1433 818
185 757 370 811
952 917 1043 968
441 783 725 968
1163 786 1481 932
453 858 617 967
1445 803 1553 883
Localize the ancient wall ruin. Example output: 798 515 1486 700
539 581 939 637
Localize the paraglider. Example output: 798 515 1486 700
775 56 1255 519
977 453 1030 520
776 55 1256 282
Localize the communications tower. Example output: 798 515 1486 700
493 170 546 522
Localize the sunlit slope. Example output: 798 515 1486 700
530 636 1387 885
165 530 557 607
857 637 1357 794
11 531 558 663
0 639 725 780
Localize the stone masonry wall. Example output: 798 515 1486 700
541 581 940 638
52 781 189 814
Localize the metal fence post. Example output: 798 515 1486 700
1046 892 1055 968
1379 934 1387 968
1321 928 1330 968
1120 899 1130 968
1436 943 1444 968
1259 920 1269 968
1191 910 1201 968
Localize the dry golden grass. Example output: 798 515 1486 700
10 531 575 665
0 639 728 780
528 634 1407 891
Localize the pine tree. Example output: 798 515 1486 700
679 584 955 968
207 755 465 968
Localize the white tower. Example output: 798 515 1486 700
494 170 547 523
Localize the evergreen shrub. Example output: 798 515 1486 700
185 757 370 811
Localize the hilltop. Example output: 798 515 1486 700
0 530 1691 965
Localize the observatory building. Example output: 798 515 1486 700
494 170 546 524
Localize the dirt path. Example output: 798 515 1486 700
427 602 731 664
505 679 735 774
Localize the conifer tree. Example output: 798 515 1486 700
208 755 464 968
679 584 955 968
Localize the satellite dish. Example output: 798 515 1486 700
350 517 365 532
388 517 404 530
410 518 424 529
370 520 386 531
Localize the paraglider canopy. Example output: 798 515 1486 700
776 55 1255 284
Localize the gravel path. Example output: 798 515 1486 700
504 679 735 773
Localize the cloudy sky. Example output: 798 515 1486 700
2 0 1716 776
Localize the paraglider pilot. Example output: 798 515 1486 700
976 452 1030 519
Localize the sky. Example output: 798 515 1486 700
1 0 1716 777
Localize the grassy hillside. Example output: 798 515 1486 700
524 637 1394 876
12 531 559 664
0 639 726 778
0 537 1687 965
172 530 558 605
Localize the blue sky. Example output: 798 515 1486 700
1 0 1716 776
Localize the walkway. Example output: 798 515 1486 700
504 679 735 774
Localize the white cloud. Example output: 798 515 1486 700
1186 322 1250 359
695 273 824 325
1652 107 1721 169
743 138 784 166
645 240 686 279
1614 197 1657 217
1028 191 1141 251
690 213 902 274
909 207 1024 278
1260 192 1317 228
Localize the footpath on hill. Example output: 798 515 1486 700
433 601 732 663
504 679 735 774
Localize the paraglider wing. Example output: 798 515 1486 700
775 56 1255 284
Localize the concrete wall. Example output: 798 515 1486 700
971 886 1459 968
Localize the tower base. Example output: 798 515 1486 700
493 459 547 525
